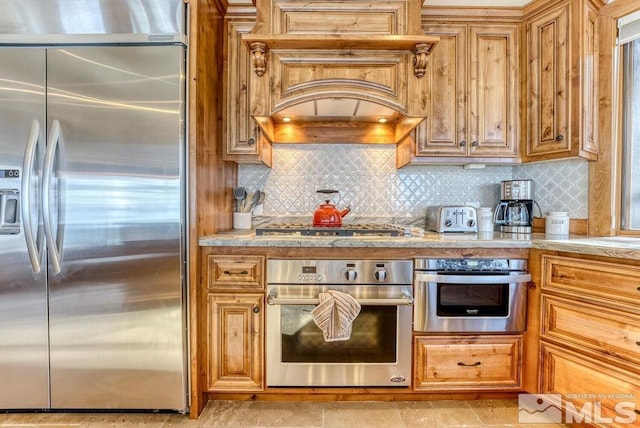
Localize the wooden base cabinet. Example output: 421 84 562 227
206 294 263 391
413 335 522 391
539 253 640 427
540 343 640 427
205 255 265 392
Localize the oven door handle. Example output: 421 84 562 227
267 290 414 306
414 273 531 284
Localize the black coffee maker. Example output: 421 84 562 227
494 179 535 233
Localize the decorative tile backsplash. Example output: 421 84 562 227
238 144 589 219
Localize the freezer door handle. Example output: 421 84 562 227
21 120 44 274
43 119 62 274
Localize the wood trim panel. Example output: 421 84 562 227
590 0 640 236
200 246 530 260
188 0 237 418
522 249 543 394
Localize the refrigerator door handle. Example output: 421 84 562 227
21 120 44 274
43 119 62 274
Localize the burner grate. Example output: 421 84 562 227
255 223 405 237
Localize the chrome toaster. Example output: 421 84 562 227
425 206 478 233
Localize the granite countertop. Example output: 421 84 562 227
199 217 640 260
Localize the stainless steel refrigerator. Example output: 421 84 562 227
0 0 188 411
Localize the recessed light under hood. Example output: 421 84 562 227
272 98 400 123
242 0 438 144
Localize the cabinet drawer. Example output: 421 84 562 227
207 255 265 290
413 335 522 390
542 255 640 308
542 295 640 366
541 342 640 426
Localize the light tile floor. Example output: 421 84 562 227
0 399 568 427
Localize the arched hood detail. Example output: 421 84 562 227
241 0 437 144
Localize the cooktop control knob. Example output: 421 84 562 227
374 269 387 282
345 270 358 281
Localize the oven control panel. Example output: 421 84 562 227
268 259 412 285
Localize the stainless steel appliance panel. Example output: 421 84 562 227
266 289 413 387
0 0 185 37
45 46 187 410
0 48 49 409
266 259 413 387
413 259 530 333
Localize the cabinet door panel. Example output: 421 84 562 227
207 294 263 391
469 25 518 157
526 5 570 156
224 20 271 165
416 25 467 156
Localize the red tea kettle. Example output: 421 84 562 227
313 189 351 227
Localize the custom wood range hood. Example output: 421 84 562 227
242 0 438 144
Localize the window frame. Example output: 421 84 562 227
590 0 640 237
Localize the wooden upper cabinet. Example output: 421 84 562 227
415 25 467 157
469 25 519 158
223 19 272 166
524 0 599 161
412 23 519 162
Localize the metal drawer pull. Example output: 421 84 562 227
415 273 531 284
457 361 481 367
223 270 249 276
267 290 414 306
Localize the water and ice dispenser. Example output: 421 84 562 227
0 168 20 235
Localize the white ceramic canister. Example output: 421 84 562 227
477 207 494 232
233 212 252 230
545 211 570 235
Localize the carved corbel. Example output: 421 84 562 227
413 43 432 79
250 42 268 77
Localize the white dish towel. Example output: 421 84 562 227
311 290 361 342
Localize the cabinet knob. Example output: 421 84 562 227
471 141 478 147
253 306 260 314
459 140 467 147
248 138 255 146
555 135 564 142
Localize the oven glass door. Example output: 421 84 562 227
437 283 509 316
280 304 397 363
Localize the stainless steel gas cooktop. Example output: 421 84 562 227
255 223 408 237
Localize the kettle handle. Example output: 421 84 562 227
317 189 339 195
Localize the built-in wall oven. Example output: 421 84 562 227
414 258 531 333
266 259 413 387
